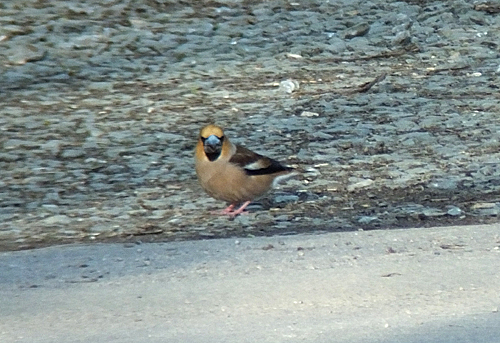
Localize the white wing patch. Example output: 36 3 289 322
244 160 267 170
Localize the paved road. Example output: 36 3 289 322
1 224 499 343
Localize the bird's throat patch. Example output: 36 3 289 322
205 151 221 162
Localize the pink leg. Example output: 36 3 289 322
220 204 235 214
228 201 251 217
210 204 235 215
211 201 251 217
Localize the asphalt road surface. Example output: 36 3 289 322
1 224 499 343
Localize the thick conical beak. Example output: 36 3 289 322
203 135 222 154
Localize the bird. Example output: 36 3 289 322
195 124 295 216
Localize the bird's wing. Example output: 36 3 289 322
229 145 292 176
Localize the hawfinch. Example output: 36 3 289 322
195 124 294 216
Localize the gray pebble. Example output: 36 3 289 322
422 208 446 218
274 195 299 204
40 215 72 226
347 179 374 192
358 216 379 224
6 44 46 65
446 206 462 217
344 23 371 39
61 149 86 159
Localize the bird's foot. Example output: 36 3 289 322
211 201 251 217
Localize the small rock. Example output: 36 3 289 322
300 111 319 117
358 216 379 224
198 232 215 237
274 195 299 203
3 139 39 150
446 206 462 216
344 23 371 39
61 149 85 158
40 215 72 226
430 179 457 190
392 30 412 46
7 44 46 65
274 222 291 229
477 208 499 216
89 224 110 233
0 153 21 162
41 140 63 155
422 208 446 218
347 179 374 192
140 199 168 210
235 215 252 225
471 202 496 210
181 203 198 210
148 210 169 219
279 79 300 94
41 204 60 213
274 215 291 221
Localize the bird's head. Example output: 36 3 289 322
199 124 225 161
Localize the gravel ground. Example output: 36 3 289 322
1 0 500 250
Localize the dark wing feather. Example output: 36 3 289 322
230 145 292 176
